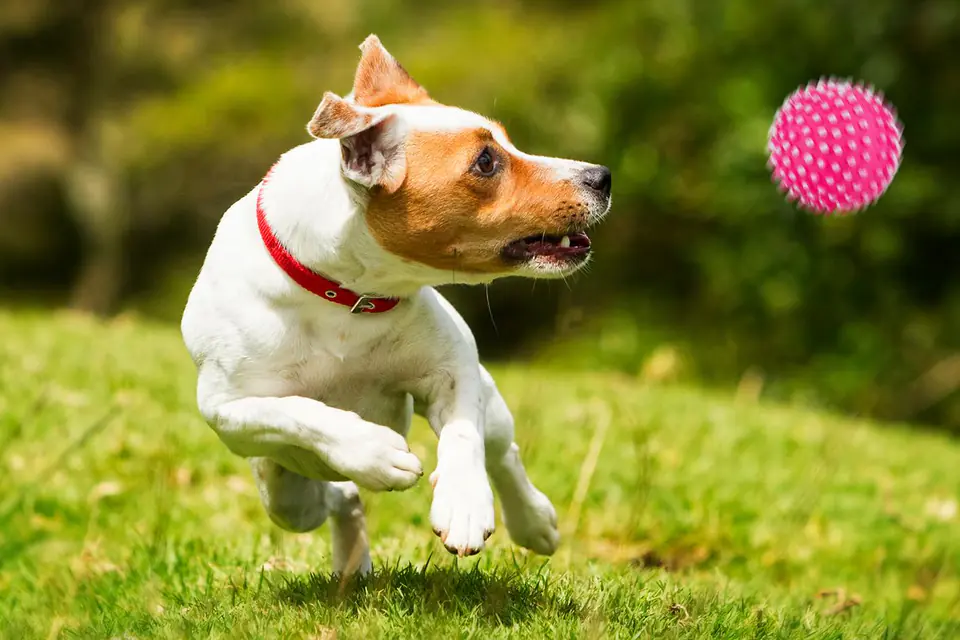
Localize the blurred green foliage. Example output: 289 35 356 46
1 0 958 430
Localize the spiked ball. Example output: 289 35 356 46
767 79 903 214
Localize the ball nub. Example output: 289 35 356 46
767 78 903 214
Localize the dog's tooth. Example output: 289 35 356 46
559 235 571 248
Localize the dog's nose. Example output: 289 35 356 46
579 165 612 198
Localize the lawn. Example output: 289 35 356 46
1 310 958 639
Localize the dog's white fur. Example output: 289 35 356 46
181 38 610 576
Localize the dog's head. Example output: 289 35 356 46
308 35 611 281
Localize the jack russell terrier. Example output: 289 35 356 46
181 35 612 576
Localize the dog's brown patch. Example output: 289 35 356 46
365 128 587 273
352 35 435 108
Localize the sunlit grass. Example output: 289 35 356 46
1 310 958 638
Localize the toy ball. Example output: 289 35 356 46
767 78 903 214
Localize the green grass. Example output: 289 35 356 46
1 310 958 639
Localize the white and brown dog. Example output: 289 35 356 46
181 35 611 576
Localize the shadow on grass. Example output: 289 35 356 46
274 560 581 626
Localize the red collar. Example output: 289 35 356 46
255 168 401 314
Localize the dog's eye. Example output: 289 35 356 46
472 148 500 177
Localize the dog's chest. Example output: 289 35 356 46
270 316 390 382
247 312 419 425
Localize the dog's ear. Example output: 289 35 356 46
351 34 431 107
307 91 407 193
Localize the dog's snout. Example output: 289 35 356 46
579 165 612 198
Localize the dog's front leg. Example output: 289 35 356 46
201 393 423 492
420 366 496 556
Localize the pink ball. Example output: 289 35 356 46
767 78 903 214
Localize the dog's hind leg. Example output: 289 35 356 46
251 457 372 576
478 366 560 555
327 481 373 576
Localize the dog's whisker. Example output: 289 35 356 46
485 285 499 336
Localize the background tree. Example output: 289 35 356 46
1 0 958 430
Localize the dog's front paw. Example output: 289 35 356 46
502 487 560 556
324 419 423 492
429 465 495 557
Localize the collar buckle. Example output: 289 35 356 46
350 295 378 314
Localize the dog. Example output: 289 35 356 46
181 35 612 576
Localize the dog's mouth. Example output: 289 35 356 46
502 232 591 263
